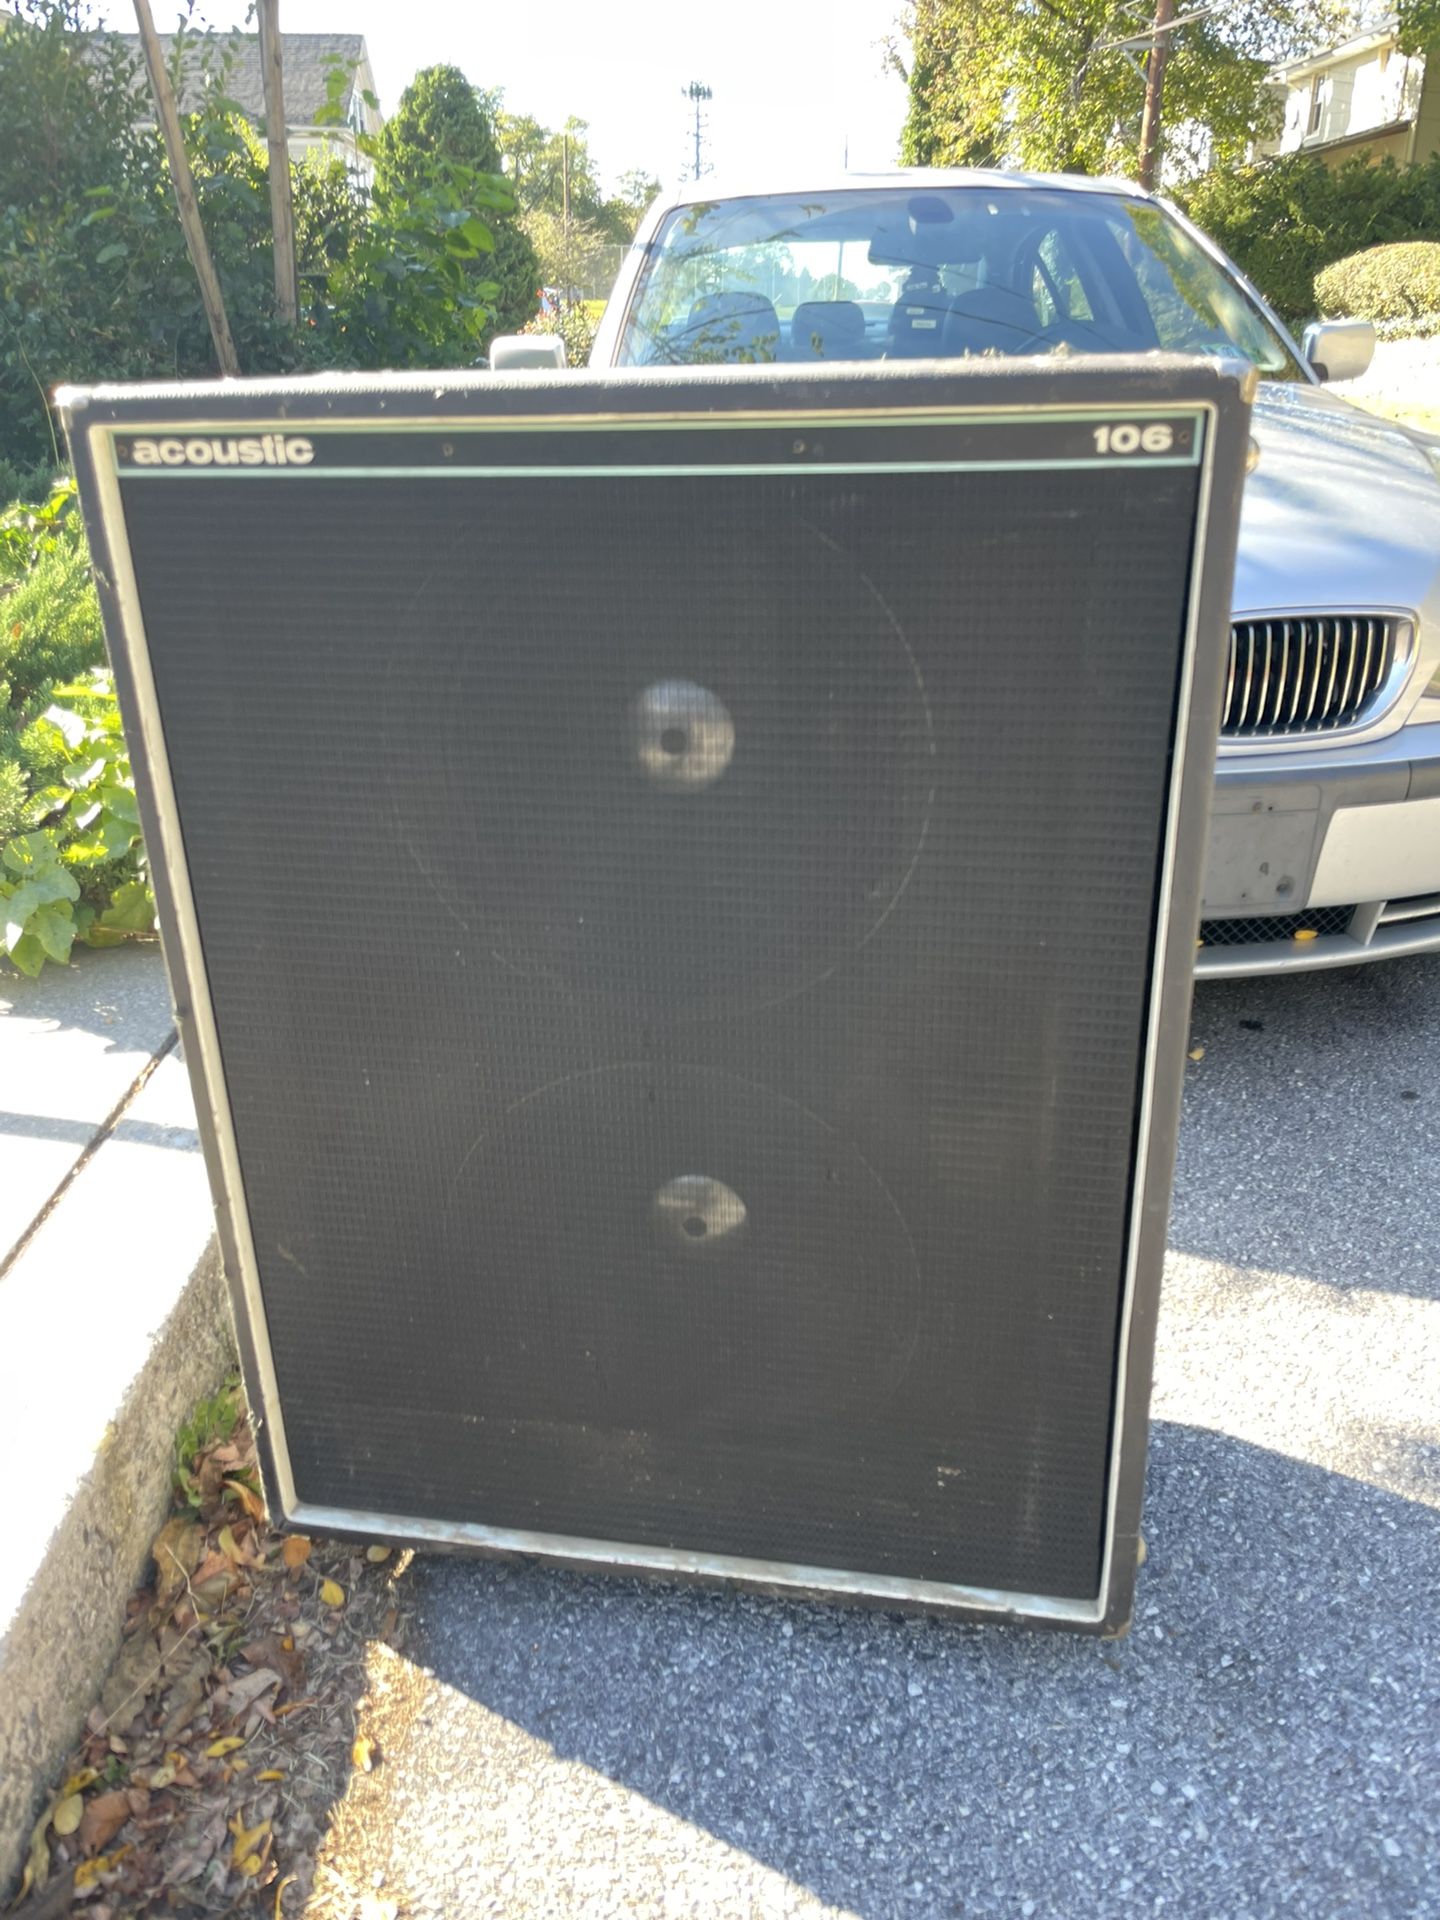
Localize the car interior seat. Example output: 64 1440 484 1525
681 292 781 364
941 283 1047 358
788 300 868 361
886 269 951 356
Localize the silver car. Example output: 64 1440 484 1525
588 170 1440 976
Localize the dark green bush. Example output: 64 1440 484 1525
1177 150 1440 330
0 484 152 974
1315 240 1440 324
0 490 106 699
1 486 107 841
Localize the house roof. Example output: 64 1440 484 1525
1272 14 1403 84
102 31 382 133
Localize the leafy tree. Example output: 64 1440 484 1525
0 11 521 468
0 4 363 471
523 208 611 301
898 0 1347 181
369 64 538 338
603 169 662 241
490 107 645 242
1398 0 1440 53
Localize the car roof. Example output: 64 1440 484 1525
659 167 1155 210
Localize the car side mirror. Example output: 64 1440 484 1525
488 335 568 371
1301 319 1375 383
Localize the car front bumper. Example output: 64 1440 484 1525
1197 717 1440 976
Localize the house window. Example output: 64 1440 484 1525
1308 76 1325 134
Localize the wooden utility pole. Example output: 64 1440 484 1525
257 0 298 326
132 0 240 375
1136 0 1176 192
561 131 571 308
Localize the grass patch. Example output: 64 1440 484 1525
173 1374 242 1503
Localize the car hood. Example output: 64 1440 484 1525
1235 381 1440 618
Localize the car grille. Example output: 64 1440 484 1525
1221 616 1401 738
1198 906 1356 947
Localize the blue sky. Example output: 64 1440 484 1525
149 0 911 194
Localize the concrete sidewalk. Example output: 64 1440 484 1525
0 947 229 1892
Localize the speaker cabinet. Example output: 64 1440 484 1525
64 361 1251 1631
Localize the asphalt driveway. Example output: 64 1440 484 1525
334 954 1440 1919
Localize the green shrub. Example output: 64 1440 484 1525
1 671 154 976
521 303 597 366
0 484 152 977
1315 241 1440 327
1 483 105 837
1177 150 1440 331
1 483 106 839
0 488 105 690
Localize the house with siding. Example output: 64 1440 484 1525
1265 13 1440 167
105 31 383 173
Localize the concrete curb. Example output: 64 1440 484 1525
0 954 230 1893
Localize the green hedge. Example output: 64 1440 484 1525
0 486 155 974
0 490 105 841
1315 240 1440 326
1177 150 1440 331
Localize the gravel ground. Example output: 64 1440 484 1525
320 955 1440 1920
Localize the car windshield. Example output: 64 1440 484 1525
616 187 1304 379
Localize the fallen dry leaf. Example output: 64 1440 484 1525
18 1383 411 1920
226 1666 281 1712
73 1844 132 1893
190 1548 237 1590
16 1802 52 1902
1188 1045 1205 1062
78 1787 132 1855
151 1517 203 1614
229 1813 271 1869
51 1792 84 1836
160 1645 212 1739
225 1476 267 1523
244 1632 306 1693
98 1627 162 1727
